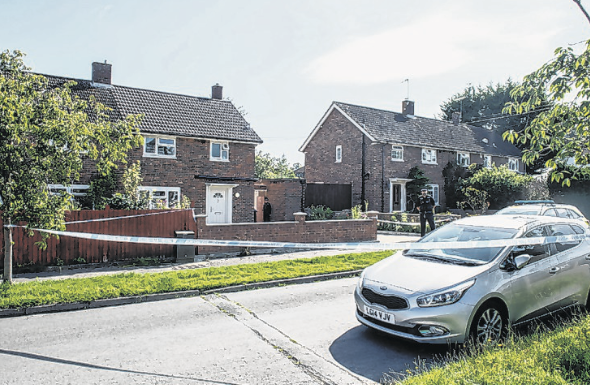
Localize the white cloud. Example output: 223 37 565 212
305 9 563 85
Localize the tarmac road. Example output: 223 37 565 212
0 276 447 385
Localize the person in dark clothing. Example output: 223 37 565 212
417 188 436 237
263 197 272 222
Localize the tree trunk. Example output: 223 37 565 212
3 219 13 284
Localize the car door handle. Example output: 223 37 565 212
549 267 560 274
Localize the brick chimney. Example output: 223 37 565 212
212 83 223 100
402 100 414 115
92 61 112 84
452 111 461 125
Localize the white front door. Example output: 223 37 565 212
207 186 230 224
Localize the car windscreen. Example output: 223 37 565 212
404 224 519 263
496 207 540 215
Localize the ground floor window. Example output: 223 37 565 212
426 184 439 205
138 186 181 208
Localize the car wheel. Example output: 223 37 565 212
470 305 506 345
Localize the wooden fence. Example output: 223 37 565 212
0 209 197 266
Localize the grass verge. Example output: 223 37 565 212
396 314 590 385
0 250 393 309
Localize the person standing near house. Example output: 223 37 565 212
417 188 436 237
263 197 272 222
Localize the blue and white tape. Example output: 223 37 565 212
27 228 588 251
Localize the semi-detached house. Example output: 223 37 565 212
300 100 523 212
45 62 263 223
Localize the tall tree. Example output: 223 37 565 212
255 151 297 179
503 39 590 186
0 50 142 283
440 80 550 173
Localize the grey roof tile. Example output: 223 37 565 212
42 74 263 144
334 102 520 157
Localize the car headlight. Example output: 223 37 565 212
357 269 366 291
416 280 475 307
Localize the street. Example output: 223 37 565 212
0 277 446 385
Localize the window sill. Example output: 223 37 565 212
210 158 230 162
421 161 437 165
391 159 404 162
143 153 177 159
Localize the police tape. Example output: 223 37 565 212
26 228 588 251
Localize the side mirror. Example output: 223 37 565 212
514 255 531 270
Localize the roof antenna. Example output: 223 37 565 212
402 78 410 100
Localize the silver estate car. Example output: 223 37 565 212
355 215 590 344
496 200 589 227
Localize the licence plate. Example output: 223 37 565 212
363 305 395 325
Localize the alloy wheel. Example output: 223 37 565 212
474 307 503 344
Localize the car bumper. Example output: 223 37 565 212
354 288 474 344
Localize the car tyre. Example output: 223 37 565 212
469 304 507 345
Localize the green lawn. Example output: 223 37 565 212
0 250 393 309
396 314 590 385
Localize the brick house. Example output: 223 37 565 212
45 62 263 223
299 101 524 212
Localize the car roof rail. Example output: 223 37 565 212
514 200 555 205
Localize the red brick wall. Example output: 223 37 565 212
256 179 305 221
80 136 258 223
195 213 377 255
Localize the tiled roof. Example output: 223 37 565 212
333 102 521 157
42 75 263 144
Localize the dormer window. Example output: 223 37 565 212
211 141 229 161
144 135 176 158
335 145 342 163
457 152 470 167
421 148 437 164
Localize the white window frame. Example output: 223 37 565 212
483 155 492 168
426 184 440 205
138 186 181 208
391 145 404 162
335 145 342 163
143 135 176 158
210 141 229 161
508 158 519 172
421 148 437 164
48 184 90 197
457 152 470 167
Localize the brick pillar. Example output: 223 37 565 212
293 212 307 224
366 211 379 220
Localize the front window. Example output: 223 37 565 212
457 152 470 167
508 158 519 171
405 223 519 263
144 136 176 158
391 145 404 161
483 155 492 168
335 145 342 163
211 142 229 161
422 149 437 164
138 186 181 208
426 184 439 205
48 184 89 206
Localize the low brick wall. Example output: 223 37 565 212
195 211 378 255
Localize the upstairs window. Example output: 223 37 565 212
211 142 229 161
457 152 470 167
508 158 519 171
144 135 176 158
335 145 342 163
421 148 437 164
391 145 404 161
483 155 492 168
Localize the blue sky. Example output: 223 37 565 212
2 0 589 165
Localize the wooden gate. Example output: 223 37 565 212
305 183 352 211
